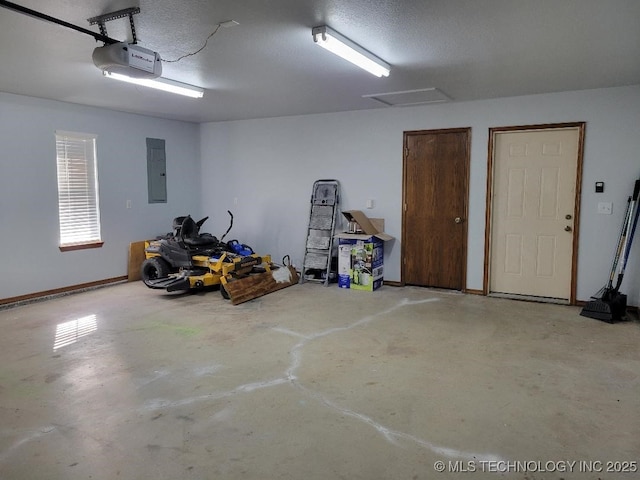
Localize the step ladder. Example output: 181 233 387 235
300 179 340 286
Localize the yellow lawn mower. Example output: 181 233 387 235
141 212 298 304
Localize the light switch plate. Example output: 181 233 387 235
597 202 612 214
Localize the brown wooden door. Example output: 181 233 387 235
402 128 470 289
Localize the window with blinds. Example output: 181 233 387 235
55 131 103 251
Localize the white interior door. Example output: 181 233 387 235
490 127 581 301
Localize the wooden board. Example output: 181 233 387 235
128 241 148 281
225 266 299 305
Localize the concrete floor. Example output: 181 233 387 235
0 282 639 480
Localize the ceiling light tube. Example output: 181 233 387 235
312 25 390 77
103 71 205 98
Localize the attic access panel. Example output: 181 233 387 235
363 88 451 107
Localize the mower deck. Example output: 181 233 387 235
144 275 192 292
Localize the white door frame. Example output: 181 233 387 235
483 122 585 305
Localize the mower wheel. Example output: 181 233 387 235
220 283 230 300
141 257 171 286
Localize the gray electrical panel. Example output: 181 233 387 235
147 138 166 203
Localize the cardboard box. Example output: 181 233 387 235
334 211 394 291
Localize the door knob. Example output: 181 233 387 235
565 225 572 232
454 217 462 224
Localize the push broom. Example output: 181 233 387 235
580 179 640 323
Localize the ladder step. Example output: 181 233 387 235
303 253 329 269
306 229 331 250
303 277 326 283
309 205 335 229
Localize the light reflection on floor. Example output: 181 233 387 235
53 314 97 351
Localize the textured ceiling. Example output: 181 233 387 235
1 0 639 123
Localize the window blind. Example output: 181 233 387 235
55 131 102 247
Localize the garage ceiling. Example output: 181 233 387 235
1 0 639 123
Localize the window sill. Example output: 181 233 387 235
59 241 104 252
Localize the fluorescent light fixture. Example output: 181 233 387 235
103 71 205 98
312 25 390 77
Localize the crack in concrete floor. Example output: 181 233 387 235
144 296 505 463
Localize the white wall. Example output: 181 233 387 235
3 86 638 304
0 93 201 299
200 85 640 305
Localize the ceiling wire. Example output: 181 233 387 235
162 24 222 63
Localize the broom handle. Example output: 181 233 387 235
614 179 640 291
608 196 632 288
